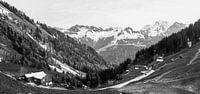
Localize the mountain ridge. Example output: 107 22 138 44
57 21 187 65
0 1 111 75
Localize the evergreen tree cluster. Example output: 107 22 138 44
0 1 133 88
81 58 131 87
134 19 200 65
0 19 50 70
99 58 131 83
37 22 110 73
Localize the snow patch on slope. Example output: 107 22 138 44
27 33 37 42
0 4 10 15
67 26 144 42
0 4 13 20
39 43 48 50
52 58 78 75
51 58 86 76
27 33 48 50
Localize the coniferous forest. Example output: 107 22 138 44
134 19 200 65
0 0 132 88
2 1 200 93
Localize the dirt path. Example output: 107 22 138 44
187 48 200 65
96 70 155 90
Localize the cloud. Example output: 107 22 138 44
5 0 200 29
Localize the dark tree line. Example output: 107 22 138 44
0 0 133 89
0 20 50 70
134 19 200 65
0 1 35 24
81 58 131 87
98 58 131 83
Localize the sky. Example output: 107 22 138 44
5 0 200 30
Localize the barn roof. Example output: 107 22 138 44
25 71 47 79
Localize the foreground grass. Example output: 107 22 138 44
118 42 200 94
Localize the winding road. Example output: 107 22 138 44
96 70 155 90
96 48 200 91
187 48 200 65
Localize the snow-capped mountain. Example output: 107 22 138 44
57 21 186 65
141 20 187 37
65 25 144 42
165 22 188 36
140 20 173 37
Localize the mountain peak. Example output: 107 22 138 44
68 24 104 32
64 20 186 40
155 20 170 25
141 20 176 37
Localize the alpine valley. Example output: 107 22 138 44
2 1 200 94
57 21 187 65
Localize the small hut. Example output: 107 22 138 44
187 38 192 48
19 71 52 86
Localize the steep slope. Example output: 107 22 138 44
113 19 200 94
95 20 200 94
165 22 187 36
61 21 186 65
0 1 110 76
118 40 200 94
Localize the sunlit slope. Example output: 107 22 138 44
119 42 200 94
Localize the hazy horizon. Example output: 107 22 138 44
5 0 200 30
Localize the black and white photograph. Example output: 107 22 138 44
0 0 200 94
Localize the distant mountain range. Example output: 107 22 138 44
56 21 187 65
